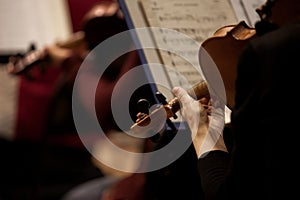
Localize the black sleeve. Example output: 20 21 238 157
197 150 230 200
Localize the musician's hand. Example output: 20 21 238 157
173 86 209 130
172 86 228 158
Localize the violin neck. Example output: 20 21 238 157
7 49 45 74
167 81 209 116
7 31 86 75
187 81 209 100
131 81 209 132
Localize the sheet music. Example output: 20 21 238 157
138 0 238 89
229 0 250 25
120 0 240 124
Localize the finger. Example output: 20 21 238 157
199 97 209 105
172 87 194 105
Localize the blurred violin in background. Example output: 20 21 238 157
6 31 87 75
5 0 126 75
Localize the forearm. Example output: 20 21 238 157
193 115 228 158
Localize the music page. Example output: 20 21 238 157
138 0 238 89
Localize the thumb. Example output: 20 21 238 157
172 86 194 105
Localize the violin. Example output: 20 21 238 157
131 0 286 134
6 31 86 75
130 21 256 134
200 21 256 109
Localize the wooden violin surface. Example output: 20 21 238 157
200 21 256 109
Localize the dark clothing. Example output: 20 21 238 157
0 138 102 200
144 130 204 200
197 20 300 200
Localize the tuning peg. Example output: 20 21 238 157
155 92 167 105
137 99 150 114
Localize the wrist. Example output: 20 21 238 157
196 107 227 158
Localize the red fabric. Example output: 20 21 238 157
13 50 141 145
15 66 61 141
103 173 146 200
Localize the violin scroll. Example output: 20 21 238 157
255 0 279 35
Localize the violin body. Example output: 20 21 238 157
200 21 256 109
